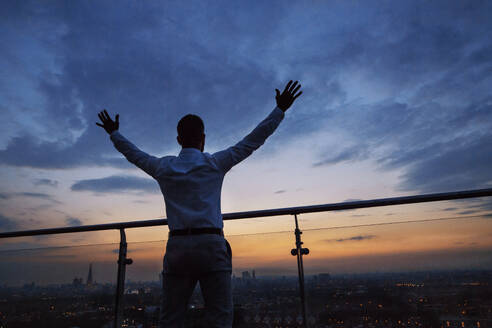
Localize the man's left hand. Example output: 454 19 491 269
96 109 119 135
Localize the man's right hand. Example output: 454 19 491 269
96 109 119 135
275 80 302 112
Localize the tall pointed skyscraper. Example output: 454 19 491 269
87 263 93 286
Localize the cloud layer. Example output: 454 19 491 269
33 179 59 187
0 213 18 231
71 175 159 194
325 235 377 243
65 217 83 227
1 1 490 193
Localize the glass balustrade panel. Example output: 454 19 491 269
299 201 492 328
0 242 120 328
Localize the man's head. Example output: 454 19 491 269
177 114 205 151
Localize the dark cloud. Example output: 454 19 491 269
455 241 478 247
325 235 376 243
318 97 492 196
112 248 135 254
0 193 9 200
71 175 159 194
313 144 369 167
467 199 492 212
65 217 82 227
0 241 47 252
0 1 285 170
35 254 75 259
394 133 492 193
0 213 19 231
300 4 492 194
33 179 59 187
0 134 133 169
12 192 62 204
17 192 52 199
274 190 286 194
458 210 480 216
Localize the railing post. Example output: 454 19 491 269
291 214 309 328
114 228 133 328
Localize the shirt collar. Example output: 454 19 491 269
179 147 202 156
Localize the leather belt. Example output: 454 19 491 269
169 228 224 237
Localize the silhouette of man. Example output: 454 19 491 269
96 80 302 327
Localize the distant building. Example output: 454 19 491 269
22 282 35 289
252 270 256 279
242 271 251 280
72 277 83 286
318 273 331 284
87 263 93 286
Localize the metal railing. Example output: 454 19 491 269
1 187 492 327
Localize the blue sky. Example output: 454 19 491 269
1 0 491 245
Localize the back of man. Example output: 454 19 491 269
158 148 234 327
96 80 302 327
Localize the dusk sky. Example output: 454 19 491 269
1 1 491 282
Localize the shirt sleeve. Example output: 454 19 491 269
110 131 161 178
212 106 285 173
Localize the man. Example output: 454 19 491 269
96 80 302 327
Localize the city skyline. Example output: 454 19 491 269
1 269 491 327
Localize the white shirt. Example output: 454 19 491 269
110 106 284 231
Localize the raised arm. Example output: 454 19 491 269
212 80 302 172
96 109 161 178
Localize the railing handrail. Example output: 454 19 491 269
1 187 492 239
